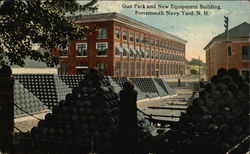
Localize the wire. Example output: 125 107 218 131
13 125 25 134
226 135 250 154
14 104 43 121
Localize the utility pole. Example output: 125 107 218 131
199 55 201 81
224 16 229 70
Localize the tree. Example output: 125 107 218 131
0 0 97 67
188 58 205 66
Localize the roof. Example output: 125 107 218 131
10 48 56 68
11 58 51 68
204 22 250 50
73 12 187 44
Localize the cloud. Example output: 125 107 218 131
96 1 124 13
96 1 158 18
209 8 231 17
174 23 222 61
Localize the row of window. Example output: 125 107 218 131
71 27 185 53
115 29 184 52
115 61 184 77
59 43 184 62
58 61 108 75
227 45 250 60
59 42 108 56
115 45 184 61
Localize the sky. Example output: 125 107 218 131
86 0 250 62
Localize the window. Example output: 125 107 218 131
136 34 139 43
241 70 250 81
147 63 150 76
140 48 145 58
151 64 155 76
156 40 159 47
129 33 134 42
155 51 158 59
123 62 128 76
159 41 162 48
151 50 155 59
146 49 150 59
123 31 127 40
170 64 172 74
123 45 129 57
151 39 154 46
76 62 88 75
76 61 88 67
228 46 232 56
76 68 87 75
142 63 145 76
115 44 123 56
98 28 107 39
115 29 120 38
242 46 250 60
136 62 140 77
156 64 159 76
160 64 163 75
141 35 145 44
96 42 108 55
76 43 87 56
58 62 68 74
130 63 135 77
115 62 121 76
59 45 68 56
130 51 134 57
146 37 150 46
96 62 107 75
163 42 166 48
164 64 167 75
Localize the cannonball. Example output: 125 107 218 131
192 98 204 107
228 68 240 77
219 142 231 153
219 123 231 135
213 115 225 125
210 90 221 100
198 106 208 115
208 123 218 132
228 82 239 92
201 114 213 124
216 83 228 92
211 75 220 85
222 106 231 116
217 68 228 79
222 75 233 85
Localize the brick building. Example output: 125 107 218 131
204 22 250 80
55 12 187 77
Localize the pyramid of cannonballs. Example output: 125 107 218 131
14 74 71 108
14 80 47 116
159 68 249 154
31 69 155 150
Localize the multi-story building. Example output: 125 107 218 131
54 12 187 77
204 22 250 80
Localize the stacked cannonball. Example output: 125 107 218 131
161 68 249 154
31 68 155 150
31 69 120 148
137 111 155 138
14 80 48 116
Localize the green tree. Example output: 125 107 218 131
189 58 205 66
0 0 97 67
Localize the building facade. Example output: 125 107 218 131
54 13 187 77
204 22 250 80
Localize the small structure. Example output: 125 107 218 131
204 22 250 80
